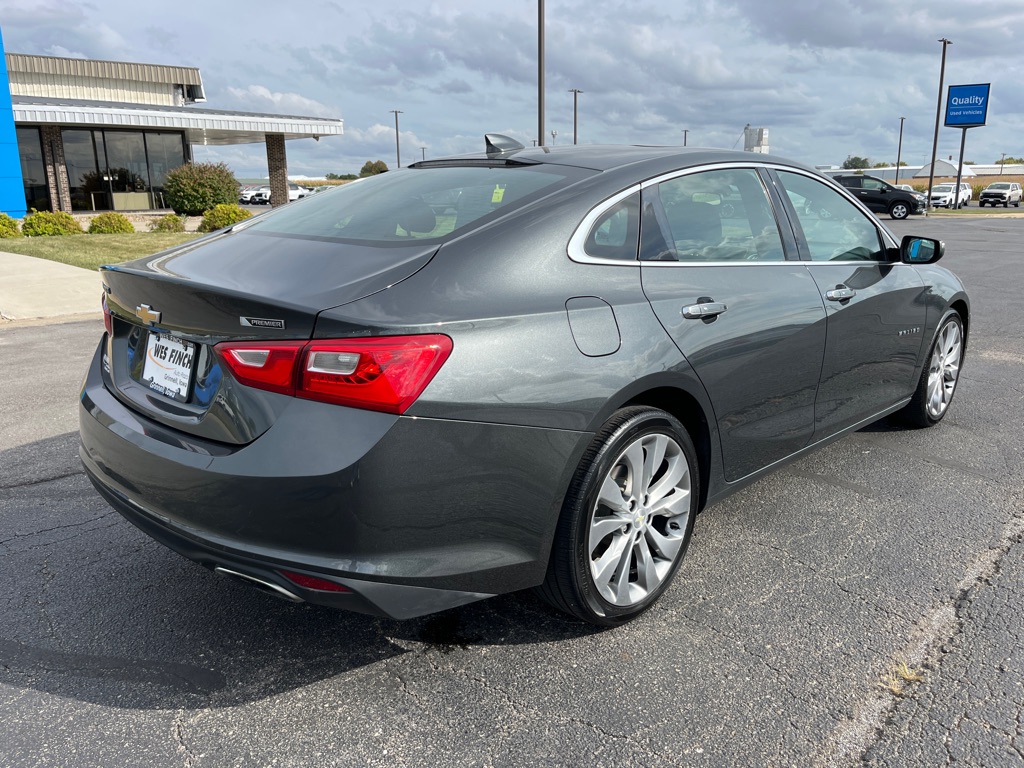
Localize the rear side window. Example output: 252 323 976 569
583 192 640 261
641 168 786 262
246 165 583 245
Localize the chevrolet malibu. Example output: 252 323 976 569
80 137 969 626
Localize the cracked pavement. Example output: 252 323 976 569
1 219 1023 766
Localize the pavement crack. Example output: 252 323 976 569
0 512 115 545
818 508 1024 766
172 711 200 768
744 536 915 624
0 469 87 491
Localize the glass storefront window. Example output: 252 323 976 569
62 129 103 211
16 127 50 212
144 132 186 209
57 128 186 211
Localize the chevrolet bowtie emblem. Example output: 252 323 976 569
135 304 161 325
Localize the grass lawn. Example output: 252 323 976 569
0 232 202 271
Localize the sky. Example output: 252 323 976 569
2 0 1023 178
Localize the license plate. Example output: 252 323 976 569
142 332 195 402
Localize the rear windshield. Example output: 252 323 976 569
246 164 586 245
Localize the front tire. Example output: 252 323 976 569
538 407 699 626
889 201 910 220
898 313 964 428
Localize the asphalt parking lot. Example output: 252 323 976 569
1 216 1022 767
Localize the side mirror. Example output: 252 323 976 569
900 235 944 265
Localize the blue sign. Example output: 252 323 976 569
0 25 28 218
945 83 991 128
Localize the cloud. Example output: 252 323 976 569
221 85 340 118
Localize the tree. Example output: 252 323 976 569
842 155 871 170
359 160 389 177
996 156 1024 164
326 172 358 180
163 162 240 216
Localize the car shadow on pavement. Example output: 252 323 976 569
0 432 600 712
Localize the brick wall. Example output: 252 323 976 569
266 133 288 208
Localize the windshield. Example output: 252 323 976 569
932 185 953 193
988 183 1010 190
246 164 587 245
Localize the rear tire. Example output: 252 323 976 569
538 407 699 626
897 313 964 428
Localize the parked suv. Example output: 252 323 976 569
978 182 1022 208
832 174 924 219
930 183 971 209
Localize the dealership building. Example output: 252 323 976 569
0 31 343 218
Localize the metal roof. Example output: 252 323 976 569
5 53 203 87
11 96 343 145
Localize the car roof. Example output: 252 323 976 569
410 143 817 176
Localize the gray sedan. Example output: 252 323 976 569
80 137 968 626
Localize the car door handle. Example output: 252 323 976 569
682 301 728 319
826 287 856 301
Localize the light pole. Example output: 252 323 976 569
569 88 582 144
551 129 557 145
926 38 951 213
1001 152 1006 175
538 0 545 146
390 110 403 168
682 129 689 147
421 146 427 161
895 117 906 185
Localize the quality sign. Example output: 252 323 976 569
945 83 991 128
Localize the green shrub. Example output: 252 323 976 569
198 203 252 233
0 213 22 238
88 212 135 234
150 213 187 233
21 210 84 236
163 162 240 216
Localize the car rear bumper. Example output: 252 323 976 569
79 340 589 618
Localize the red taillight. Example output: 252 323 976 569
215 341 305 396
101 293 113 336
280 570 351 593
299 335 453 414
215 335 452 414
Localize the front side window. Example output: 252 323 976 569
641 168 785 262
861 177 886 191
776 171 884 262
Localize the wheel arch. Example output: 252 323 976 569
950 297 970 354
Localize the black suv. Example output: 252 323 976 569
832 174 925 220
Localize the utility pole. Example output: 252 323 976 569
926 38 951 213
1001 152 1006 175
390 110 403 168
682 129 689 147
569 88 582 144
895 117 906 185
538 0 545 146
421 146 427 161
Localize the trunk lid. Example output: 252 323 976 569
100 230 437 445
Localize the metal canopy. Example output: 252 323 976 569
11 96 343 145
